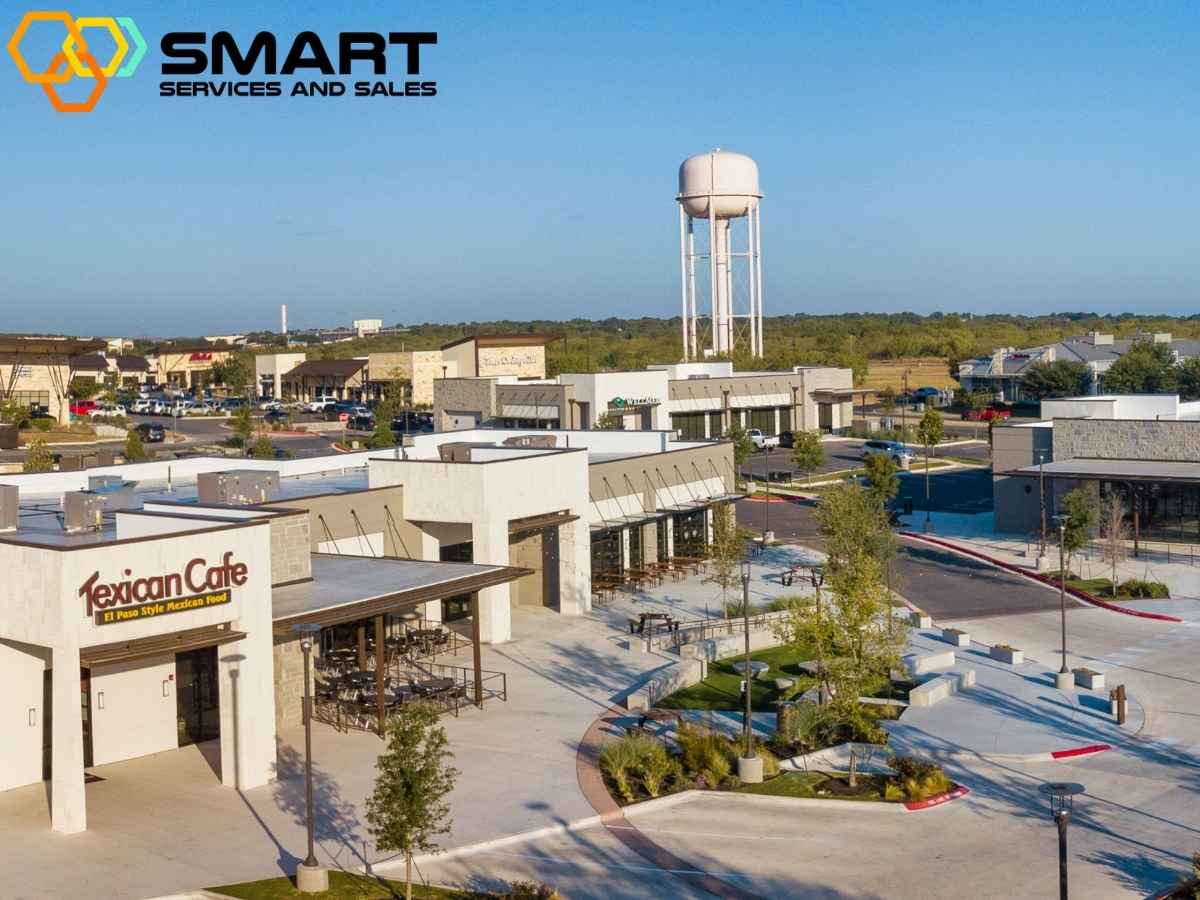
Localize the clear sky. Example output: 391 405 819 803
1 2 1196 336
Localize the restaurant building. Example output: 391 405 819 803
0 335 107 423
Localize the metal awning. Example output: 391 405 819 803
81 624 246 667
1011 458 1200 484
509 511 580 534
589 511 669 533
658 500 711 513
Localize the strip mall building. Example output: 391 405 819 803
0 427 734 833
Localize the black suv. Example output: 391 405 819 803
135 422 165 443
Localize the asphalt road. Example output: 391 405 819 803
735 488 1064 620
895 466 993 514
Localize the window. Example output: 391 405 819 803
671 413 706 441
749 408 775 434
9 391 49 411
778 405 792 433
590 529 623 575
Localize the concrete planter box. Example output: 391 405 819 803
941 628 970 648
1074 668 1105 691
989 645 1024 665
908 611 932 629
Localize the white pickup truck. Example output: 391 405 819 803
747 428 779 450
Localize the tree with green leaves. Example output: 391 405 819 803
704 502 744 617
23 438 53 473
0 398 31 427
723 421 753 471
68 376 102 400
124 427 147 462
593 410 620 430
369 416 396 449
877 387 897 416
862 452 899 505
366 701 459 900
1099 491 1128 598
230 404 254 447
1021 360 1090 400
1176 357 1200 402
790 430 824 485
249 434 277 459
1057 485 1099 577
210 352 254 395
815 481 894 575
1103 339 1178 395
916 407 944 458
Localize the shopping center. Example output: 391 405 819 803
0 426 735 834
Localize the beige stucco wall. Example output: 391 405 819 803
369 351 456 407
0 357 72 423
478 344 546 378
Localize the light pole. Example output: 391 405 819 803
901 369 911 440
1038 450 1048 567
736 560 762 783
1039 782 1084 900
293 623 328 893
1053 513 1072 689
807 564 826 705
762 445 773 543
922 435 933 533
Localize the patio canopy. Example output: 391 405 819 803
1011 458 1200 484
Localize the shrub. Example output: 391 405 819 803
494 880 561 899
635 738 671 798
124 428 147 462
598 737 640 803
1120 578 1169 599
755 746 780 777
883 781 905 802
29 417 53 431
23 438 53 473
891 756 951 801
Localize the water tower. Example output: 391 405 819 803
677 149 764 359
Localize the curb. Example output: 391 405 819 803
899 532 1184 623
904 784 970 811
892 740 1113 765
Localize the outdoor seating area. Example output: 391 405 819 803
627 611 682 636
592 553 710 606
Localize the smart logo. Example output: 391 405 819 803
7 11 146 112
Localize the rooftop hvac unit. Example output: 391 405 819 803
197 470 280 506
0 484 16 533
501 435 558 449
63 491 106 533
87 476 140 512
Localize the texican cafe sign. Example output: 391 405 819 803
80 552 247 625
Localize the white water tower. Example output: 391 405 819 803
677 149 764 359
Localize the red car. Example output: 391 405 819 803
69 399 97 416
962 406 1011 422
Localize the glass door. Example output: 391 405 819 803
176 648 220 746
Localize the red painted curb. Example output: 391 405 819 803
904 784 970 811
741 495 792 503
1051 743 1111 760
899 532 1184 623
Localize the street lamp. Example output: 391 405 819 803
1039 781 1084 900
1052 513 1072 689
736 559 763 783
806 564 826 705
1038 449 1048 567
293 623 328 893
762 445 774 543
901 369 911 440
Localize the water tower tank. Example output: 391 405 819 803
677 150 761 220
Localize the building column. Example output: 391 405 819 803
472 519 512 644
50 644 86 834
217 627 276 790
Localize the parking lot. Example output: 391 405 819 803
741 437 991 482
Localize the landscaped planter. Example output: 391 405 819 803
989 644 1023 665
940 627 970 648
908 611 932 629
1073 667 1105 691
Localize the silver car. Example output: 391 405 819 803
862 439 916 465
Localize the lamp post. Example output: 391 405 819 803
293 623 328 893
762 445 774 543
922 435 933 533
1038 449 1048 568
736 559 763 783
1052 513 1072 690
807 564 826 705
1039 782 1084 900
901 369 911 440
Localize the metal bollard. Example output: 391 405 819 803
1109 684 1127 725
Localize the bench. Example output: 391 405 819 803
908 668 976 708
902 649 956 677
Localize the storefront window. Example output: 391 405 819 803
671 413 706 441
591 529 623 575
778 405 792 433
673 509 707 556
656 518 669 562
749 408 775 435
629 525 643 569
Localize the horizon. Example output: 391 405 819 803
2 2 1197 334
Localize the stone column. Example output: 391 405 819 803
472 519 512 643
218 623 277 790
51 644 86 834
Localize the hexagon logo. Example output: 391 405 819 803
7 11 143 112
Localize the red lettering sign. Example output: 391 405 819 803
79 553 249 618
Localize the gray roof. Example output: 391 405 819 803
965 336 1200 379
1012 458 1200 482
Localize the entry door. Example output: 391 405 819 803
176 648 220 746
818 402 833 433
629 525 643 569
80 667 94 768
542 526 560 609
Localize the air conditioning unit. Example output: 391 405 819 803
87 476 140 512
63 491 105 533
197 470 280 506
0 484 16 533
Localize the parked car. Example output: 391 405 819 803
134 422 165 443
148 399 167 416
69 399 97 416
391 411 434 434
324 402 367 422
962 406 1011 422
88 403 127 419
264 408 291 425
862 439 917 465
305 395 337 413
911 386 940 402
347 413 375 431
257 397 282 411
221 397 248 412
777 431 795 449
746 428 780 450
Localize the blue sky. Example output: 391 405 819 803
1 2 1196 335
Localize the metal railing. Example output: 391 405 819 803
644 610 789 651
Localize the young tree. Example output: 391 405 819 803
370 417 397 449
814 481 894 575
366 701 459 900
124 427 147 462
1099 491 1129 597
862 452 899 505
23 438 53 472
723 421 753 471
249 434 277 459
1058 485 1099 577
231 403 254 447
69 376 102 400
1021 360 1090 399
916 408 944 459
1177 357 1200 402
593 410 620 430
877 386 897 416
704 502 744 617
790 429 824 485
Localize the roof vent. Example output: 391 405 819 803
1087 332 1114 346
197 470 280 506
63 491 105 533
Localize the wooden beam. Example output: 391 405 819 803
375 614 386 737
470 592 483 708
357 622 367 671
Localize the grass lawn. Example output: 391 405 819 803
739 770 892 802
1044 571 1169 600
210 871 477 899
657 644 814 711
